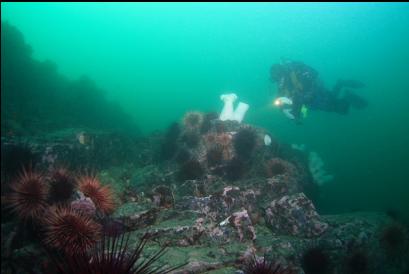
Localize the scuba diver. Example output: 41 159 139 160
270 60 368 124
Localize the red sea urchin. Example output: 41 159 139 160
43 206 101 255
265 158 296 178
7 168 48 221
207 145 224 167
48 168 77 204
243 255 290 274
379 222 408 255
177 159 204 181
216 133 233 160
183 111 204 132
181 131 201 148
233 127 257 159
78 176 115 214
200 112 218 134
204 132 233 161
224 157 246 181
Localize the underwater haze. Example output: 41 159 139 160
2 2 409 218
2 3 409 272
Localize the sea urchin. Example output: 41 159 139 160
49 232 185 274
242 255 289 274
78 176 115 214
233 127 257 159
49 168 77 204
380 222 408 255
182 111 203 132
7 168 48 221
43 206 101 255
265 158 295 178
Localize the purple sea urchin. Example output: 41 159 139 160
48 233 185 274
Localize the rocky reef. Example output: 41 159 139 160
1 112 408 274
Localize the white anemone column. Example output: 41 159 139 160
233 102 249 123
219 93 238 121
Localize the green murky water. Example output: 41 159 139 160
2 2 409 225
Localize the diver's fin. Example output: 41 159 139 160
334 98 350 114
338 79 366 89
344 90 368 109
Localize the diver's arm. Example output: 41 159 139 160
276 77 287 97
282 108 295 121
281 105 302 124
275 85 283 97
291 95 303 123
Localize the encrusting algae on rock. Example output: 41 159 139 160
1 111 408 273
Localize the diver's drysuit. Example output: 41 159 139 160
271 60 367 123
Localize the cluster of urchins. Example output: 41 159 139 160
161 111 271 183
1 145 184 274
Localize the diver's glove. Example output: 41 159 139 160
283 108 295 120
274 97 295 120
274 97 293 106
